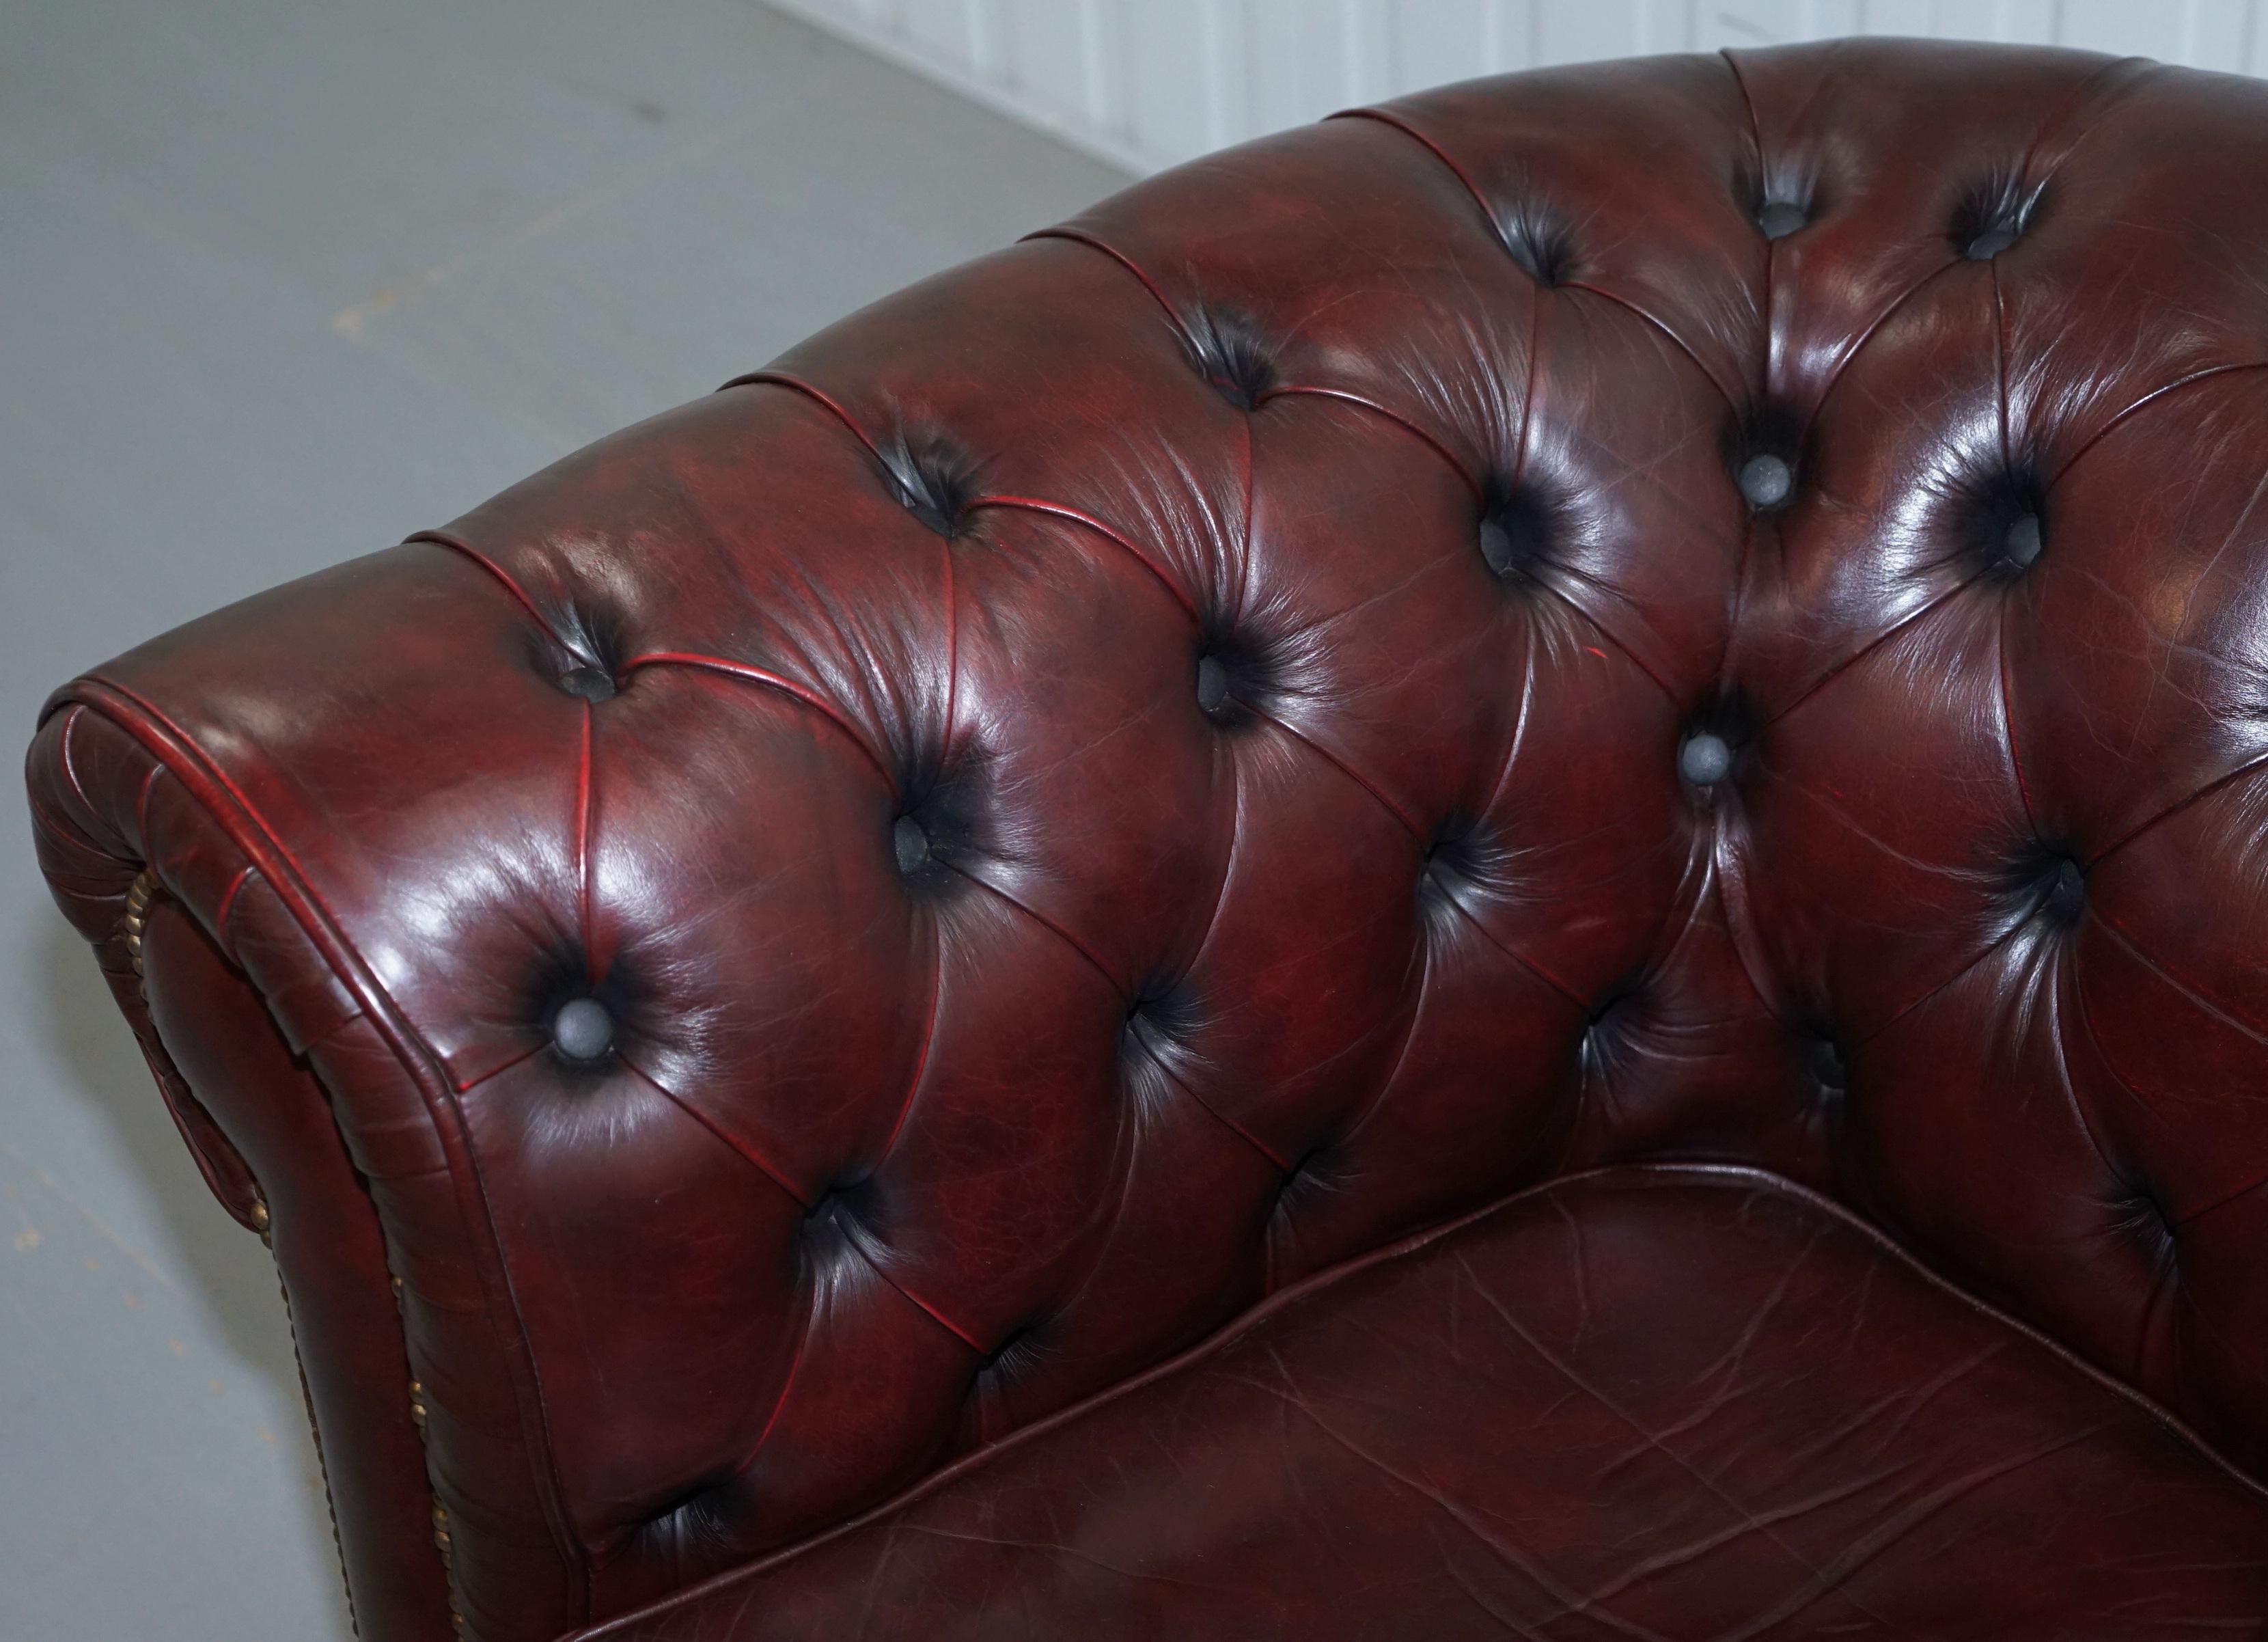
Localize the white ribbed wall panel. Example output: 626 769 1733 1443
764 0 2268 174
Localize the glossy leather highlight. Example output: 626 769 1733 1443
27 36 2268 1640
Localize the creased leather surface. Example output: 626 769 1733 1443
143 895 459 1639
26 36 2268 1639
575 1168 2268 1641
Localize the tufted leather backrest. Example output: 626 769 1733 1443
28 38 2268 1640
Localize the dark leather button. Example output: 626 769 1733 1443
1738 454 1792 508
553 998 613 1061
1195 654 1231 715
804 1179 865 1232
1476 487 1550 584
1806 1037 1849 1102
1188 310 1275 409
893 815 930 874
1965 226 2017 260
1477 516 1518 578
1506 219 1572 287
887 437 977 538
1679 732 1732 786
2004 513 2043 568
1757 200 1808 240
2042 856 2086 923
2118 1186 2177 1253
559 666 616 702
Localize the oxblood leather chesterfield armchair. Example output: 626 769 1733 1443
27 36 2268 1640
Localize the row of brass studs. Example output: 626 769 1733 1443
121 868 469 1636
396 1276 470 1637
278 1261 359 1636
130 872 350 1624
122 868 156 976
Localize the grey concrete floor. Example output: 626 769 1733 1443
0 2 1128 1633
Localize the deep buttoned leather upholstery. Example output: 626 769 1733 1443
574 1168 2268 1641
27 37 2268 1641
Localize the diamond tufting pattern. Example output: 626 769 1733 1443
25 38 2268 1641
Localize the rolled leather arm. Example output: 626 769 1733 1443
22 75 1767 1635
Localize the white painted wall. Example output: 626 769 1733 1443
765 0 2268 174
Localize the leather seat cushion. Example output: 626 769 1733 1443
576 1165 2267 1641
